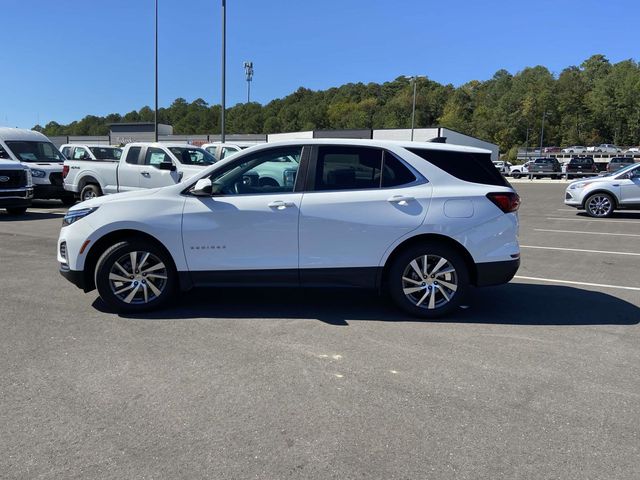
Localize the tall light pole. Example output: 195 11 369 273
404 75 425 141
154 0 158 142
220 0 226 143
244 61 254 103
539 110 549 155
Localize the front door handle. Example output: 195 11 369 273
268 200 295 210
141 171 151 177
387 195 415 205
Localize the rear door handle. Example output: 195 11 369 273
141 171 150 177
387 195 415 205
268 200 295 209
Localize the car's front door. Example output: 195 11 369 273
619 165 640 204
181 146 306 284
298 145 430 287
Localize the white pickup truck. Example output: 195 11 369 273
63 142 216 201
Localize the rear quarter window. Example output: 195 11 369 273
407 148 509 187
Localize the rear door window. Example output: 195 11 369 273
314 146 382 191
407 148 509 187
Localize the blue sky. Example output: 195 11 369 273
1 0 638 129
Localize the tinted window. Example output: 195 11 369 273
168 147 215 166
61 146 72 158
125 146 142 164
570 158 593 164
315 146 382 191
407 148 509 187
382 152 417 187
0 146 10 159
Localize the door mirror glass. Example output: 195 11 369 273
158 160 176 171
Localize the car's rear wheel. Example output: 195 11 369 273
80 184 101 202
512 171 521 179
388 243 469 318
95 239 177 312
585 193 614 218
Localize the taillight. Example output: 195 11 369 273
487 192 520 213
62 165 69 179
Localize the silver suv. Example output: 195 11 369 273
564 163 640 217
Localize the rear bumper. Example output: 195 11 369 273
475 259 520 287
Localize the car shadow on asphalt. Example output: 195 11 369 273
0 211 65 221
575 211 640 219
95 283 640 326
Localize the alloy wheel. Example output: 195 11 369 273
108 251 168 304
587 195 612 217
401 255 458 310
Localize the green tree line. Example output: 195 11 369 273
34 54 640 159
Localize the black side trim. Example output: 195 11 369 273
474 259 520 287
59 266 86 290
188 267 381 289
190 269 299 288
300 267 380 289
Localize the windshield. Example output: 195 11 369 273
5 141 64 162
168 147 216 166
89 147 122 160
570 158 592 164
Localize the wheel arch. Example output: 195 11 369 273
582 189 620 209
82 229 182 292
379 233 478 289
77 174 103 193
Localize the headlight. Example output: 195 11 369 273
25 169 33 186
62 207 98 226
31 168 46 178
569 181 593 190
283 169 297 187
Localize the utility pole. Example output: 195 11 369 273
154 0 158 142
404 75 424 141
220 0 226 143
244 61 254 103
524 126 530 160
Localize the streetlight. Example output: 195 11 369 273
154 0 158 142
539 110 550 155
244 61 254 103
404 75 425 141
220 0 226 143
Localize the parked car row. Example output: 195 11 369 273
556 144 640 154
504 156 638 179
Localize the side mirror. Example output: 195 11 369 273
159 160 176 171
192 178 213 196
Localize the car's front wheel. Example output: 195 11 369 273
95 239 177 312
585 193 615 218
388 243 469 318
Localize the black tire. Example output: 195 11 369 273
94 239 177 313
80 184 102 202
61 196 76 206
388 242 469 319
584 193 615 218
512 172 521 179
6 207 27 215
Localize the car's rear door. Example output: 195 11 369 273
298 145 430 287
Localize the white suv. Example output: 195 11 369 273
57 140 521 318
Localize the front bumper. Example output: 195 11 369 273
0 188 33 208
564 189 583 207
34 184 73 199
59 264 86 290
475 258 520 287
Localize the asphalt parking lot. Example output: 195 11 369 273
1 183 639 479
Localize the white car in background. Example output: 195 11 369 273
201 142 258 161
625 147 640 154
58 139 521 318
509 161 532 179
60 144 122 162
561 146 587 154
587 144 621 154
564 163 640 217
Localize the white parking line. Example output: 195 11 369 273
547 217 640 224
534 228 640 238
520 245 640 256
514 275 640 292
